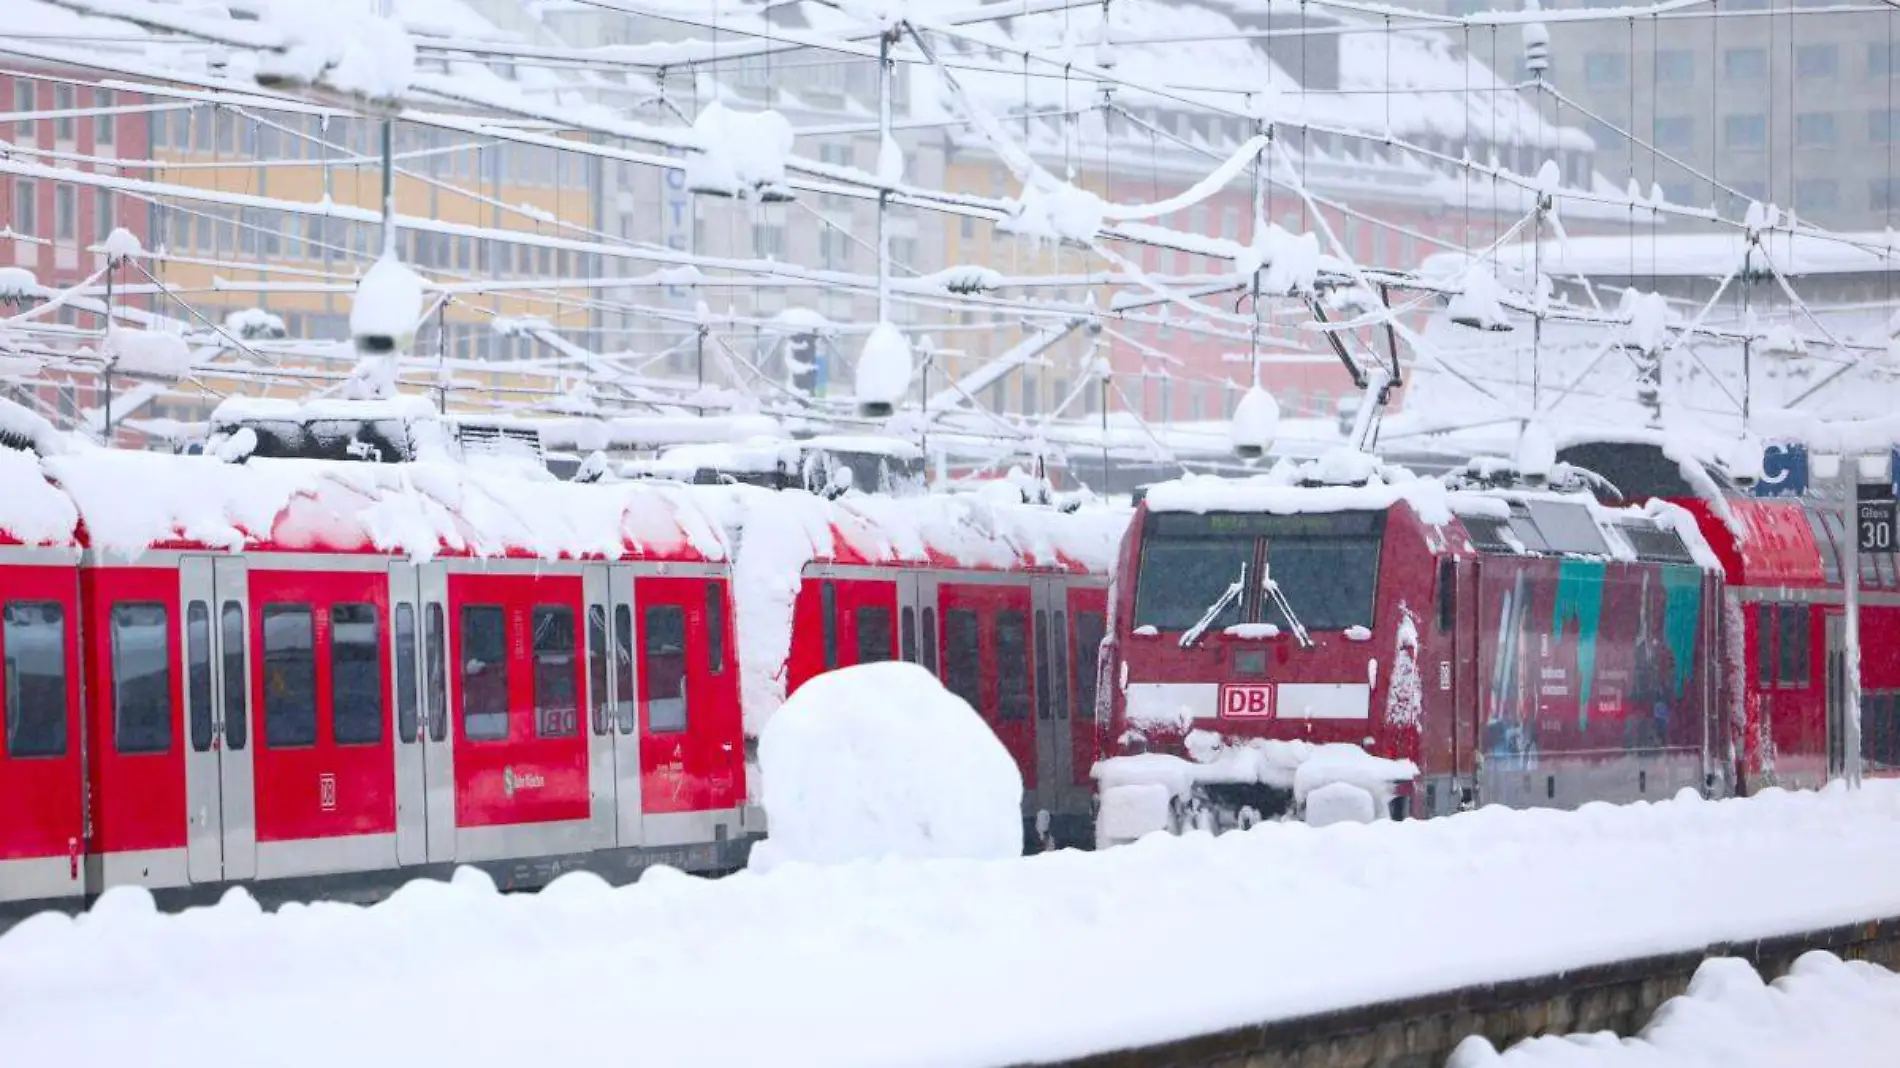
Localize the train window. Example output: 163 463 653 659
1778 603 1810 688
532 606 580 739
1456 514 1515 554
707 584 726 675
1074 611 1105 722
395 603 418 745
1265 538 1380 631
424 603 447 744
1525 500 1609 557
4 601 67 758
943 609 981 709
187 601 214 753
900 606 918 664
1806 510 1842 585
1862 539 1881 588
1505 509 1551 554
111 602 171 755
262 604 317 749
921 606 939 676
1867 692 1900 770
331 604 384 746
643 604 688 733
221 602 247 751
1134 534 1253 631
1033 610 1052 721
997 610 1030 722
1878 548 1898 590
588 605 610 736
460 605 509 742
1755 603 1774 689
821 582 838 670
856 606 893 664
1436 559 1456 633
1052 610 1069 721
613 604 635 735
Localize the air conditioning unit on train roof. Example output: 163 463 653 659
204 396 545 470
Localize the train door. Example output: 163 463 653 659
389 562 429 866
939 582 1036 789
1030 578 1072 827
895 572 936 673
1826 613 1847 779
633 575 742 823
1066 584 1109 788
0 557 85 910
179 555 256 884
582 562 642 849
1452 557 1482 810
415 562 455 863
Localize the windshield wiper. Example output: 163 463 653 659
1261 562 1314 649
1179 562 1247 649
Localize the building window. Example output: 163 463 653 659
1796 178 1839 210
14 79 33 135
94 188 113 243
1874 178 1900 212
1872 42 1895 77
13 179 36 236
1724 113 1767 149
1724 48 1767 81
1872 109 1895 144
1653 115 1694 150
52 84 73 139
1656 50 1694 84
1796 44 1838 79
1584 53 1627 86
95 88 114 144
53 184 75 241
1795 112 1837 147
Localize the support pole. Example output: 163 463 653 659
876 29 894 329
1843 457 1864 789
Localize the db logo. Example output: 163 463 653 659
318 773 338 812
1220 683 1275 719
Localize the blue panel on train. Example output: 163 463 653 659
1755 444 1808 497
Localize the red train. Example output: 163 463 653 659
1095 434 1891 838
0 401 1119 927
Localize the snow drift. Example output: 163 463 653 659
749 661 1022 871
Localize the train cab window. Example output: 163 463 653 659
110 603 172 755
1074 611 1105 722
262 604 317 748
1755 603 1774 689
643 604 689 734
331 604 384 746
856 606 893 664
187 601 214 752
532 606 580 739
613 605 635 735
424 603 447 743
997 610 1030 722
707 584 726 675
221 602 248 751
4 600 68 758
1051 611 1069 720
460 605 509 742
588 605 610 735
821 581 838 670
1266 538 1380 631
395 603 419 745
900 606 918 664
1033 610 1052 721
1778 603 1810 688
921 607 939 676
1134 530 1252 632
943 609 981 709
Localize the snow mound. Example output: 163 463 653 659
254 6 417 101
1305 781 1376 827
1450 952 1900 1067
854 321 913 409
102 227 143 260
100 326 192 381
1230 385 1280 456
349 252 423 351
1001 180 1106 245
749 661 1022 871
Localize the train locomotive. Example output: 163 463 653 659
1093 432 1887 840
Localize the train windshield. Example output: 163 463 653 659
1133 511 1385 633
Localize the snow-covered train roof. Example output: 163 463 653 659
41 449 729 563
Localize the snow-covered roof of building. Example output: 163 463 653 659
1431 229 1900 282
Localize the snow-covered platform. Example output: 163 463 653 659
5 785 1900 1068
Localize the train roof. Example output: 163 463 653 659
41 449 731 563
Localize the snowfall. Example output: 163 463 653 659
0 654 1895 1067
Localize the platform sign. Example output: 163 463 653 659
1754 443 1809 498
1858 500 1896 552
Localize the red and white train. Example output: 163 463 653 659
0 401 1120 927
1095 433 1898 838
